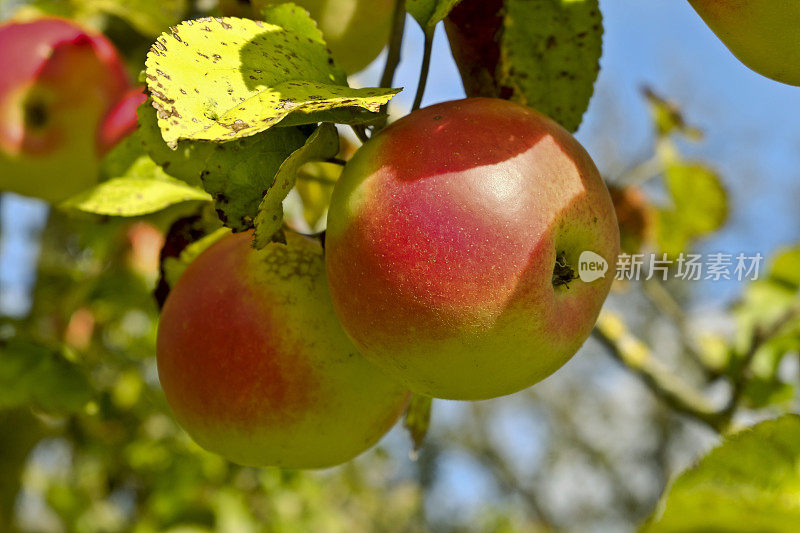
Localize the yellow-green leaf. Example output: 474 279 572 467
145 10 399 146
656 162 728 257
643 415 800 532
61 174 211 217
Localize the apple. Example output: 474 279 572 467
0 17 132 202
97 88 147 156
688 0 800 86
325 98 620 400
252 0 395 74
608 184 654 255
156 230 410 468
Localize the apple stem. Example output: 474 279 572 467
552 251 577 288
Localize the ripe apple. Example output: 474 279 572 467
325 98 620 400
156 230 410 468
252 0 395 74
688 0 800 86
0 17 132 202
97 88 147 156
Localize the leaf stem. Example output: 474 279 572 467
380 0 408 89
412 28 435 112
351 125 369 144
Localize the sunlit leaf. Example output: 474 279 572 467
145 10 398 146
656 162 727 257
643 415 800 532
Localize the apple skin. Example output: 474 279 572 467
608 185 654 255
156 230 410 469
325 98 620 400
688 0 800 86
97 88 147 156
252 0 394 74
0 17 131 202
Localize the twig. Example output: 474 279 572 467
411 28 435 111
593 312 727 431
642 279 716 377
468 405 557 529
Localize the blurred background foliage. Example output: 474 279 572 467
1 0 800 531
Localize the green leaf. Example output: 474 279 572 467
769 246 800 289
741 378 795 409
408 0 464 32
403 394 432 453
643 87 703 140
61 128 211 216
253 123 339 248
60 175 211 217
643 415 800 532
445 0 603 132
656 162 728 257
0 341 92 414
61 133 211 216
733 246 800 381
84 0 188 37
145 10 399 146
140 100 309 231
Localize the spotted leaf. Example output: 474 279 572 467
145 9 399 147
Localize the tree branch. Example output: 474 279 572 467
593 312 727 432
642 279 717 378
